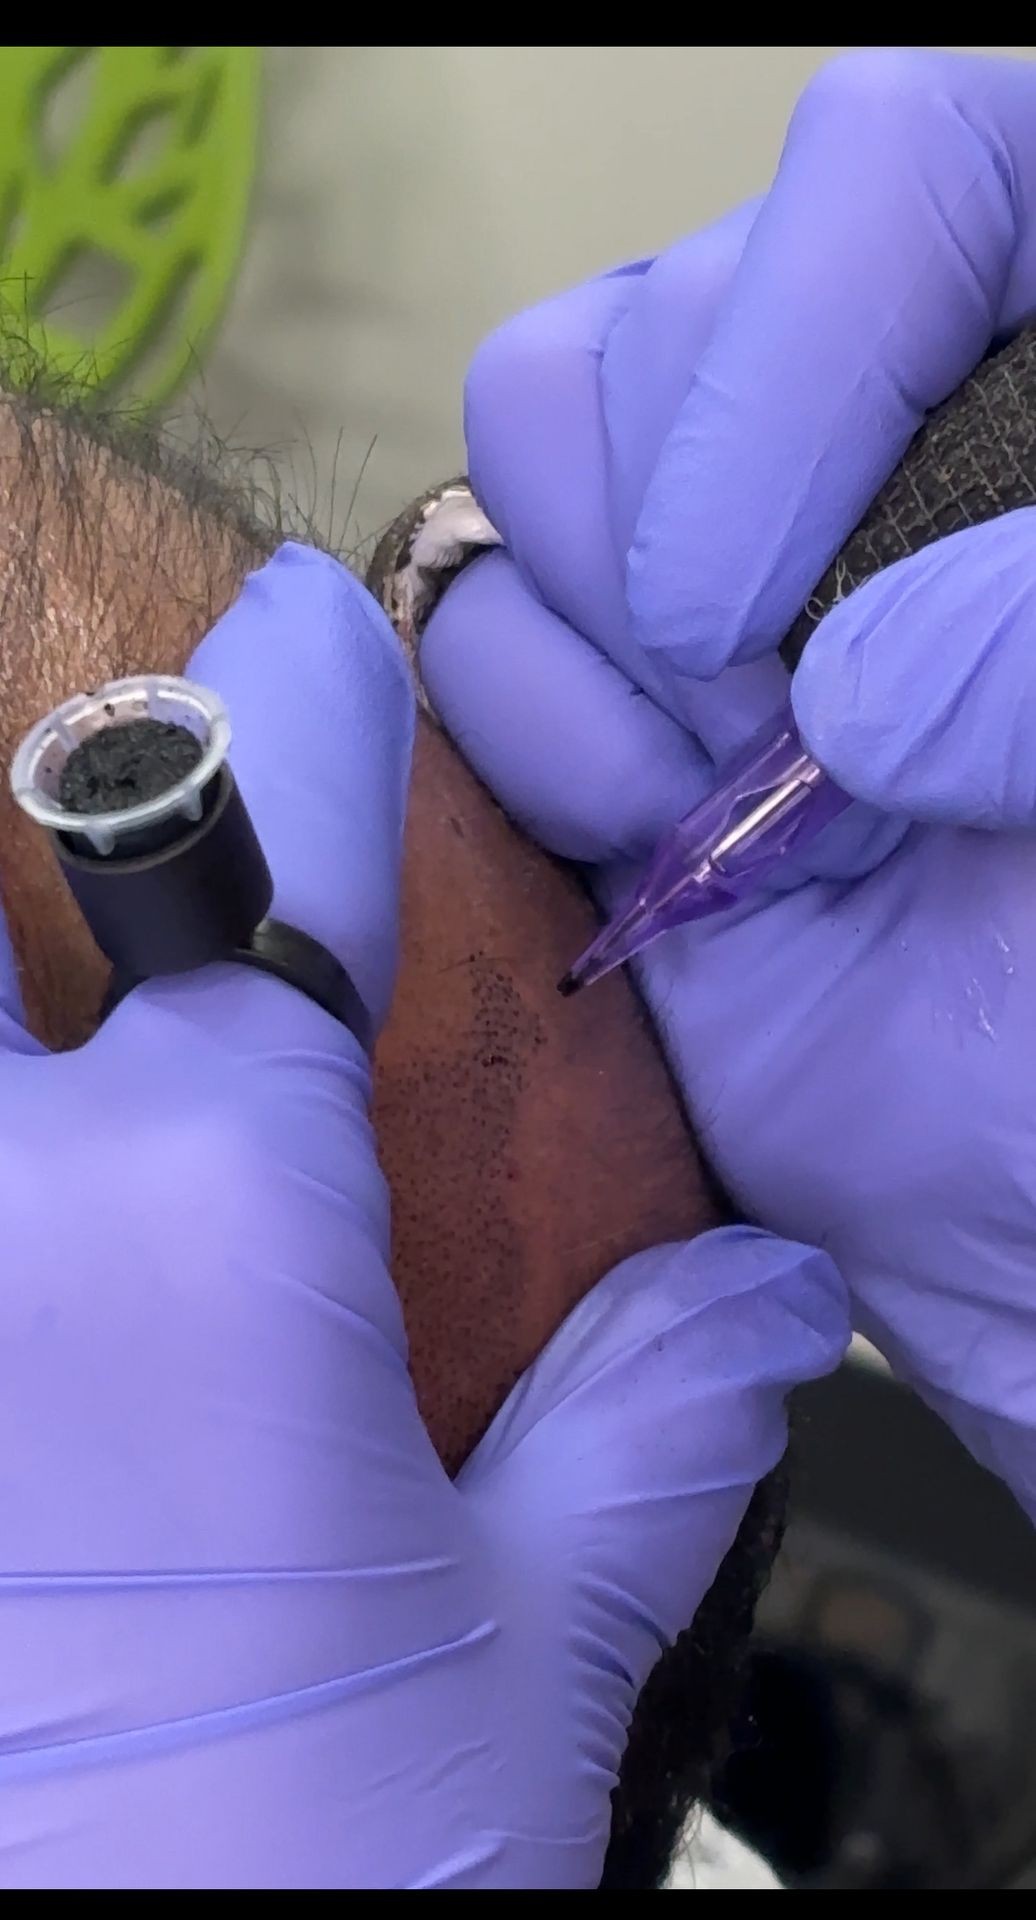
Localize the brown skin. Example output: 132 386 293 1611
379 720 712 1466
0 401 715 1470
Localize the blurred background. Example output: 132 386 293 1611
202 44 1036 546
2 42 1034 1891
203 44 854 542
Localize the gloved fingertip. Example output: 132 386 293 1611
423 549 712 863
465 1226 850 1506
463 1227 848 1675
192 541 413 714
791 510 1036 828
624 1225 852 1385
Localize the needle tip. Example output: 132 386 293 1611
556 969 582 998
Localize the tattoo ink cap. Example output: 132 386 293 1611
11 674 274 979
11 672 372 1047
12 675 231 855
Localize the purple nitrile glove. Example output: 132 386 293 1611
422 48 1036 1519
0 543 849 1889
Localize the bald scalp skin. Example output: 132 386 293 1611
377 720 711 1466
0 398 714 1469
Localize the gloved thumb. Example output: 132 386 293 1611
793 508 1036 829
460 1227 848 1699
185 543 415 1039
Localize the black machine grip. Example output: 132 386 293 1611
781 327 1036 671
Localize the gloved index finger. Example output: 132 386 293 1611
187 544 415 1037
629 48 1036 685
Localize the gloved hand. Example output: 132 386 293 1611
421 47 1036 1517
0 544 848 1889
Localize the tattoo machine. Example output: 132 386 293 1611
562 326 1036 995
11 673 371 1045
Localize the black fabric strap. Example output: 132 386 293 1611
233 917 372 1052
102 917 372 1053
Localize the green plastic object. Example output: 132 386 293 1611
0 46 260 406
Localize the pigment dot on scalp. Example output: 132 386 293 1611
58 719 203 815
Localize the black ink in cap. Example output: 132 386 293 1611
10 674 273 979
